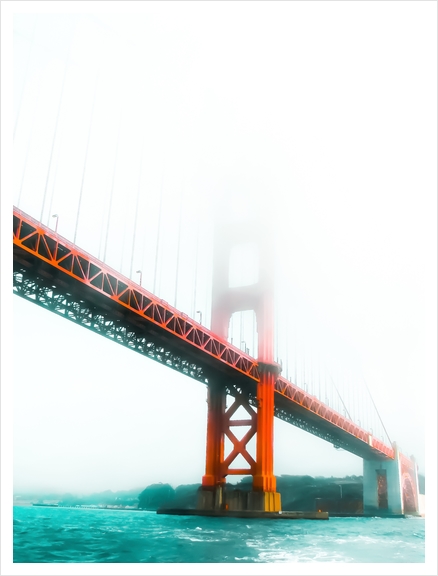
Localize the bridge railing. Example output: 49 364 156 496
13 206 260 382
13 205 401 465
275 375 395 459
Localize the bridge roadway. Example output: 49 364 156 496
13 206 402 466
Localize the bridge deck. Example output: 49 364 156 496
13 206 401 464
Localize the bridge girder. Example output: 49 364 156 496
13 269 209 385
13 206 402 466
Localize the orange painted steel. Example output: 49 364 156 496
222 392 257 476
399 452 419 513
13 206 402 466
253 363 280 493
202 387 257 487
208 218 279 497
274 375 395 460
13 207 259 382
202 385 226 488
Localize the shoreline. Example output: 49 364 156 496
13 504 425 519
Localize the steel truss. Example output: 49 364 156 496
274 376 394 459
13 206 398 463
224 382 388 459
13 207 259 383
13 269 208 383
274 406 365 454
221 386 257 476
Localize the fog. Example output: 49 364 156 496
3 2 436 500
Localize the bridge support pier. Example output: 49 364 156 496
198 365 281 513
198 207 281 514
363 443 420 516
198 383 226 512
251 362 282 512
201 384 226 490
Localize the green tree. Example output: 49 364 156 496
138 483 175 510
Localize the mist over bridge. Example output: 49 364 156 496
11 10 430 517
13 206 420 515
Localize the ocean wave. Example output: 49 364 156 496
13 507 425 563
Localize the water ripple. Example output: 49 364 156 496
13 506 425 563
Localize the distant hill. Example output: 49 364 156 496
14 472 425 512
138 483 201 510
13 487 144 508
140 474 363 513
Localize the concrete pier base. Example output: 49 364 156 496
197 487 281 513
158 508 328 520
363 457 403 515
247 491 281 512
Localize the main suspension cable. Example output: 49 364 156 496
328 371 353 421
363 378 393 446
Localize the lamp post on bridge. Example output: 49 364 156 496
52 214 59 233
136 270 142 286
196 310 202 325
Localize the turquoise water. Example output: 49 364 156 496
13 506 425 563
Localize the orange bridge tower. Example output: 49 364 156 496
198 210 282 513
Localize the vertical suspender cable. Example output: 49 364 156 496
363 386 366 430
330 374 352 420
16 81 43 209
174 179 184 308
192 215 199 318
74 68 99 244
120 210 128 272
356 379 360 425
40 57 69 223
129 133 145 279
276 298 279 363
97 191 106 261
14 15 37 141
317 354 321 399
153 166 165 295
240 308 244 352
205 244 211 329
137 155 149 285
366 385 371 432
309 349 313 395
343 368 347 417
330 369 333 407
103 109 122 263
230 313 234 344
302 342 306 388
294 320 297 385
45 39 75 227
356 376 359 424
358 384 361 427
284 312 288 378
139 184 149 287
252 311 255 359
47 148 60 226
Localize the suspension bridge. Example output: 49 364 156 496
13 205 420 515
12 12 424 517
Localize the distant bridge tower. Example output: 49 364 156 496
363 443 420 516
198 198 282 513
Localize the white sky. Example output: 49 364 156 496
2 3 437 576
2 1 437 502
